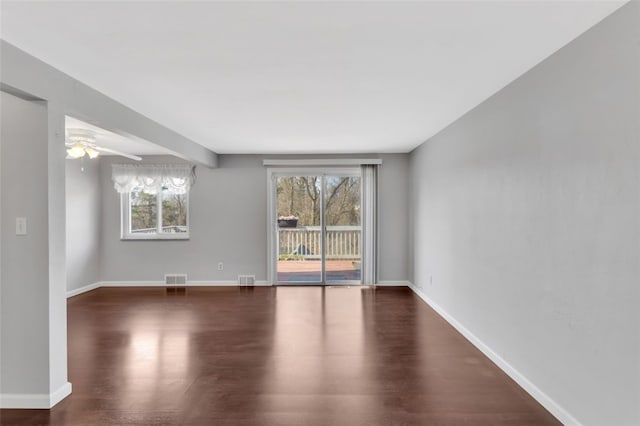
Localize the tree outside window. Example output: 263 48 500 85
126 187 188 238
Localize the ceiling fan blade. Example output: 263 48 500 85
93 146 142 161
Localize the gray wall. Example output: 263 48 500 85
99 154 409 283
66 158 101 292
0 91 50 394
409 3 639 425
2 38 217 407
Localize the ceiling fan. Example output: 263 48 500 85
66 128 142 161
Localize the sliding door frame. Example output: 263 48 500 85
266 167 362 285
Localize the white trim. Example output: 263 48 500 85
266 167 365 285
66 282 101 298
69 281 273 292
70 279 422 290
376 280 411 286
185 280 271 286
267 169 276 284
263 158 382 166
120 234 190 241
408 283 578 426
0 392 51 409
101 280 165 287
0 382 72 409
49 382 73 407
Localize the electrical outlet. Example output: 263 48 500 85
16 217 27 235
218 262 224 271
429 275 433 286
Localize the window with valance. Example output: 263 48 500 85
112 164 196 240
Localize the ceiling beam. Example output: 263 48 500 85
0 41 218 168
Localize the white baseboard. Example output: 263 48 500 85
408 283 579 426
66 282 101 298
66 280 414 297
68 280 410 295
67 280 273 296
376 280 411 286
0 392 51 409
184 280 272 286
49 382 72 407
100 280 165 287
0 381 72 409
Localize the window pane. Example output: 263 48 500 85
324 176 361 226
325 176 361 283
276 176 321 282
130 190 157 233
161 190 188 233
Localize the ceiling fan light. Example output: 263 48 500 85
85 147 100 159
66 144 86 159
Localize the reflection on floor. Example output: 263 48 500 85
277 259 361 282
0 286 559 425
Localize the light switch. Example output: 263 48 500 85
16 217 27 235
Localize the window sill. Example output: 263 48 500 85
121 234 190 241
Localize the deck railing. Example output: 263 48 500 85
278 226 361 260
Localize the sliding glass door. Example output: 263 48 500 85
324 175 361 283
272 170 361 284
275 175 323 283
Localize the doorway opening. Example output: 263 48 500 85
269 169 362 285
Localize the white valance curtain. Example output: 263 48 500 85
111 164 196 195
361 164 378 285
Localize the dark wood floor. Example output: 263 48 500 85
0 286 559 425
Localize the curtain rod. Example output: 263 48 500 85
262 158 382 166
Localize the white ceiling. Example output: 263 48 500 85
65 116 176 157
1 1 625 154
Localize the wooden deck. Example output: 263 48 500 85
277 259 361 282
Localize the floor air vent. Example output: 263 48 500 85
238 275 255 286
165 274 187 294
165 274 187 285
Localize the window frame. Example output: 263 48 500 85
121 189 190 241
